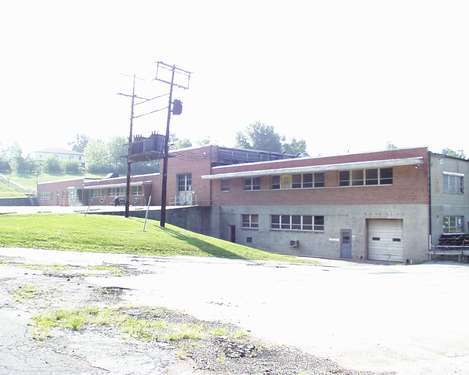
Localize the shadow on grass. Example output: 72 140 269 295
161 226 247 260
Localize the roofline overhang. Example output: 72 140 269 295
83 181 151 189
202 157 424 180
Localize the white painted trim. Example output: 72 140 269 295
84 181 151 190
443 171 465 177
203 157 424 180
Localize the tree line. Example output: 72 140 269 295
1 122 466 177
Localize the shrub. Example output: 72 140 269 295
64 160 81 175
44 157 63 175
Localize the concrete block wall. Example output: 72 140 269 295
214 204 429 263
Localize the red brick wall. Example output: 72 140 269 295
164 146 214 206
37 178 84 206
211 148 429 206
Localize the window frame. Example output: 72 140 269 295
241 214 259 229
244 177 261 191
270 215 324 232
220 179 231 192
443 215 465 233
339 168 393 187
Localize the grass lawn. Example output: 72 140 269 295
0 214 311 263
0 181 26 198
7 173 104 192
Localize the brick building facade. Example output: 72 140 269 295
37 145 469 263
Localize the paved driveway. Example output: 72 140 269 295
1 247 469 374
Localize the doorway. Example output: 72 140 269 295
340 229 352 258
229 225 236 243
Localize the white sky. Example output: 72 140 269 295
0 0 468 156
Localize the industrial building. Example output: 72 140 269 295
37 145 469 263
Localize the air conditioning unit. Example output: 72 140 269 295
289 240 300 248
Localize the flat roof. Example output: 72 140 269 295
202 157 424 180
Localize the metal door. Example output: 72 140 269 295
340 229 352 258
229 225 236 243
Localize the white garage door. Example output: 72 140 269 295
368 219 403 262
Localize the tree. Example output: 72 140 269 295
64 160 82 175
169 134 192 150
282 138 308 156
11 156 35 175
442 148 466 159
44 157 63 175
69 134 89 153
236 121 309 155
84 139 113 174
235 121 282 152
107 136 127 174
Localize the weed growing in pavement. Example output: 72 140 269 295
31 306 249 345
12 284 40 302
87 265 125 276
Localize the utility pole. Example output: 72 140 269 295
155 61 191 228
124 74 136 218
159 66 175 228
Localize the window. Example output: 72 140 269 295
339 168 393 186
270 215 324 231
351 170 364 186
302 174 313 188
221 179 231 192
339 171 350 186
292 215 301 230
132 185 142 196
380 168 393 185
302 215 313 231
281 215 291 229
177 174 192 192
365 169 378 185
443 216 464 233
443 174 464 194
242 214 259 229
271 215 280 229
292 175 302 189
271 176 280 190
290 173 323 189
314 216 325 231
314 173 325 187
244 177 261 191
39 192 51 201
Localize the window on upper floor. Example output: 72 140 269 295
443 174 464 194
221 179 231 192
443 216 464 233
244 177 261 191
290 173 325 189
241 214 259 229
271 176 281 190
339 168 393 186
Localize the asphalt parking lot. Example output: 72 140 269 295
1 247 469 374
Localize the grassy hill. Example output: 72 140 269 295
0 214 310 263
0 180 26 198
5 173 103 193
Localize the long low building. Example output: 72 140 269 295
37 145 469 263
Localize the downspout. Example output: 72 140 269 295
428 151 432 251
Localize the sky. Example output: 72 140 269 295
0 0 468 157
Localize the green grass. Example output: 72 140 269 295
12 283 40 302
32 306 246 343
0 214 312 263
0 180 26 198
5 173 103 193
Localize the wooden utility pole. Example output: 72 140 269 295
155 61 191 228
124 74 136 218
